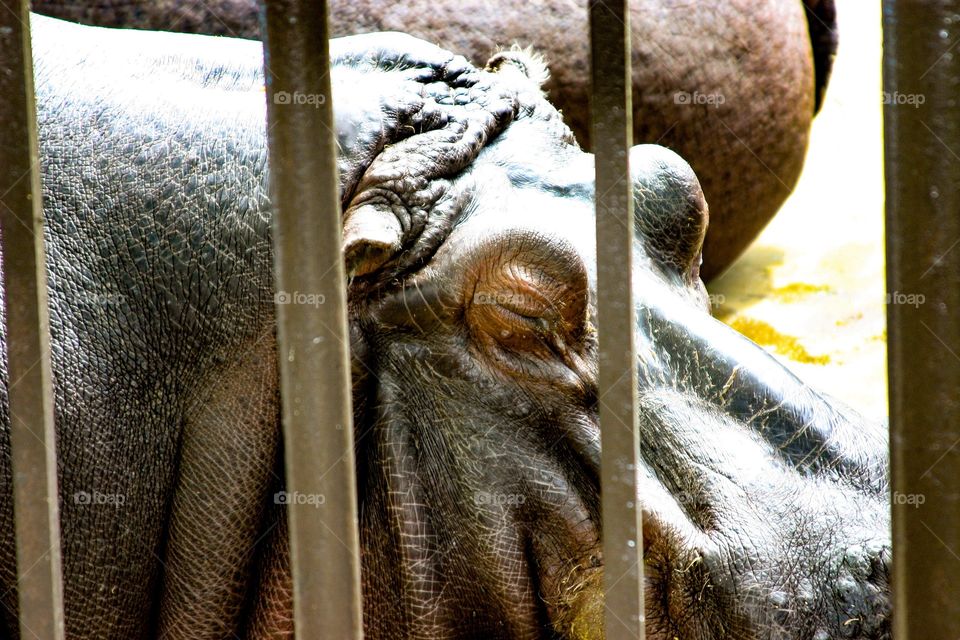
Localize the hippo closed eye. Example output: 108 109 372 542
0 15 889 640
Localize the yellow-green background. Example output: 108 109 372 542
709 0 886 421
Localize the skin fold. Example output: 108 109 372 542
0 15 884 640
30 0 838 279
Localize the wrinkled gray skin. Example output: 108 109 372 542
0 15 889 640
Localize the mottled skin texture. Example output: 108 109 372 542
0 15 886 640
31 0 838 280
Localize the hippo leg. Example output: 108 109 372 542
156 331 280 638
243 509 293 639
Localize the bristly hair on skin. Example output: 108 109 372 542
485 44 551 90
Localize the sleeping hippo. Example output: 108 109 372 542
0 14 888 640
30 0 839 280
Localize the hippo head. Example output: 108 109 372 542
331 34 891 639
2 19 888 640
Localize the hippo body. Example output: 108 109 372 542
0 15 887 640
31 0 838 280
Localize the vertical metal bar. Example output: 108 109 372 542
261 1 364 637
0 4 67 640
884 1 960 636
590 1 644 637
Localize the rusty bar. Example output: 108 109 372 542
883 0 960 636
0 3 67 639
261 1 364 637
590 0 644 637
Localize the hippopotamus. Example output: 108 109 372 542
0 14 887 640
30 0 838 280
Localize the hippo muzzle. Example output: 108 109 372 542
344 86 891 637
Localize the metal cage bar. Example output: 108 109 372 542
884 0 960 635
0 3 67 640
590 1 645 637
261 1 364 638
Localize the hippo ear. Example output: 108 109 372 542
327 33 520 281
629 144 709 282
341 101 513 280
485 46 550 88
343 206 403 278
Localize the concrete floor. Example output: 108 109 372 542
708 0 887 421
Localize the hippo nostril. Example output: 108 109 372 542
629 144 709 282
826 542 892 639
